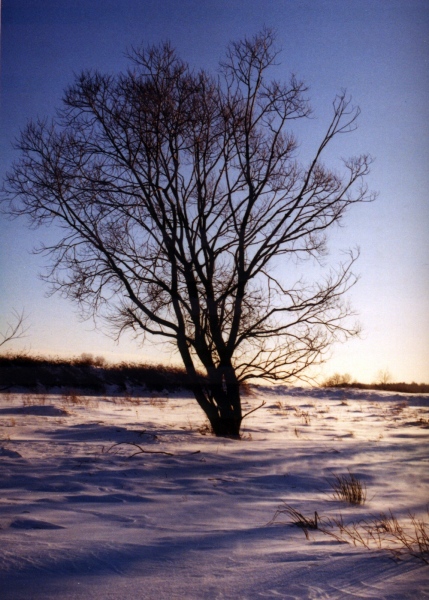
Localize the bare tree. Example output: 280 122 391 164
0 310 28 348
376 369 392 386
2 30 374 435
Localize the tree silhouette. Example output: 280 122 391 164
3 30 374 435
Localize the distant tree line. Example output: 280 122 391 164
0 353 201 394
322 372 429 394
1 354 427 395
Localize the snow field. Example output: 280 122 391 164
0 387 428 599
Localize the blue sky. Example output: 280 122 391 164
1 0 428 383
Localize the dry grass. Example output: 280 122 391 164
291 406 313 425
269 504 321 540
197 421 213 435
391 401 408 414
61 392 99 409
327 471 367 505
272 400 287 412
112 395 141 405
20 391 146 410
270 503 429 564
300 411 312 426
23 394 46 406
149 394 169 408
326 509 429 564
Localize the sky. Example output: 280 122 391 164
0 0 428 384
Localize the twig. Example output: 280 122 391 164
105 441 201 458
242 400 266 420
0 310 29 347
106 441 174 457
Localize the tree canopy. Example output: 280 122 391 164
3 30 374 435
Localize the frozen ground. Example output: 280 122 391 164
0 386 428 599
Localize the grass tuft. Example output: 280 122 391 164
328 470 367 505
269 503 321 540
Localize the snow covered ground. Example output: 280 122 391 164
0 387 428 599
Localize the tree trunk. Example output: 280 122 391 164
176 339 243 437
203 377 243 437
209 410 242 437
